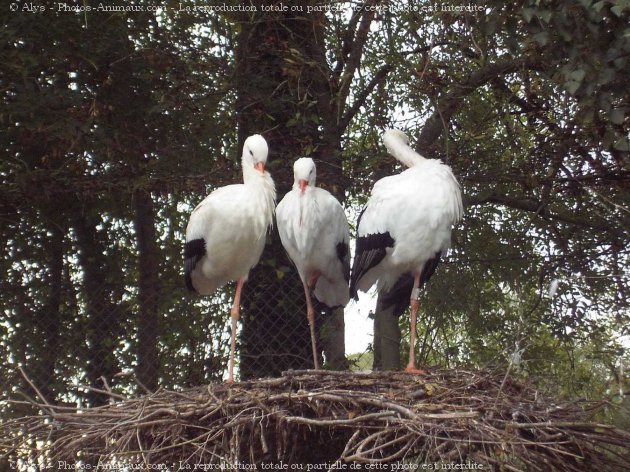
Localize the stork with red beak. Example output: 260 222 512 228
184 134 276 383
276 157 350 369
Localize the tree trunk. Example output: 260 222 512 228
232 1 395 376
313 136 347 370
27 223 64 402
234 3 347 378
321 306 348 370
74 211 121 406
133 189 160 392
234 5 304 379
372 297 401 370
40 224 63 399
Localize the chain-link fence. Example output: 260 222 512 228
0 226 366 417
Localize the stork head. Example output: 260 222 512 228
383 129 409 155
293 157 316 194
242 134 269 174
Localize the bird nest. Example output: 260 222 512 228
2 369 629 471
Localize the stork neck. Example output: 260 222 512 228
242 162 276 229
242 161 262 185
388 140 426 168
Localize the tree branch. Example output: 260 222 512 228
336 2 378 116
401 42 453 56
418 56 546 152
339 63 393 131
333 8 363 80
466 192 611 231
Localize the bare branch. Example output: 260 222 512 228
18 366 54 410
336 2 378 115
332 7 363 80
339 63 393 131
466 192 611 230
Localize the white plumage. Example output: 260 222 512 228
184 134 276 383
276 157 350 369
350 129 462 372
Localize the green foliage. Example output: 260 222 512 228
1 1 237 405
348 351 374 372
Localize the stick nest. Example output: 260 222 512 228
2 369 629 470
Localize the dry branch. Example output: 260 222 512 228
1 369 629 470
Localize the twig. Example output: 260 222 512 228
18 366 54 412
75 383 127 401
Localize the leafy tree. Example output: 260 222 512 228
350 0 629 395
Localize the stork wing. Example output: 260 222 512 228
349 207 395 299
184 238 205 292
337 241 350 283
332 196 351 283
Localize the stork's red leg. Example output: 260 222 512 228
303 282 320 370
227 278 244 383
405 272 426 375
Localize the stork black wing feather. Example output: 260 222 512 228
336 241 350 283
419 250 442 287
380 251 442 316
184 238 206 292
381 273 414 317
350 207 395 299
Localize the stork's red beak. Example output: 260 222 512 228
298 179 308 194
254 162 265 174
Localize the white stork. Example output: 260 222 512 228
350 129 463 373
276 158 350 369
184 134 276 383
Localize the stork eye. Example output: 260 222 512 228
249 149 254 156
